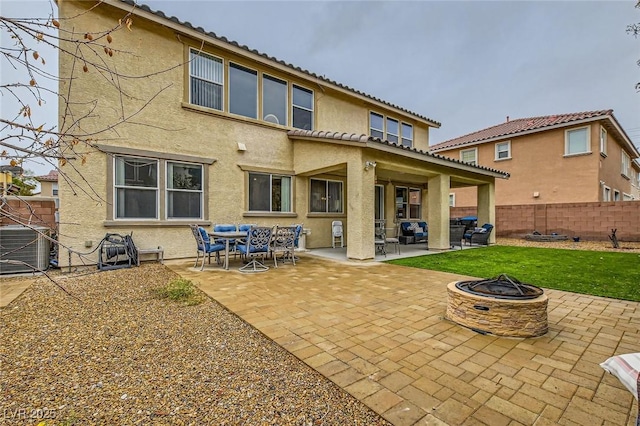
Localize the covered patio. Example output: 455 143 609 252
289 131 508 261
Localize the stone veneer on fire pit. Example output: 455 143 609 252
446 281 549 337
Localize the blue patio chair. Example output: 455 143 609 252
464 223 494 246
189 224 225 270
213 223 238 257
237 226 273 273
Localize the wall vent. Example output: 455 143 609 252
0 226 50 274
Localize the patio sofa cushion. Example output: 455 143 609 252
400 221 427 242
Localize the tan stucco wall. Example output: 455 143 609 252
439 122 636 207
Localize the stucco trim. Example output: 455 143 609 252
237 164 295 175
242 212 298 218
96 144 216 165
103 220 212 227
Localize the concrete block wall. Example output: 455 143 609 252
452 201 640 242
0 197 57 232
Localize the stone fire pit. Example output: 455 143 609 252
446 275 548 337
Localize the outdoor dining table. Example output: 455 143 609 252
208 230 247 270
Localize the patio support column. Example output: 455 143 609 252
477 182 496 244
427 174 451 250
346 159 375 260
384 182 396 233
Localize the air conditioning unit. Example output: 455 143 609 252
0 225 50 274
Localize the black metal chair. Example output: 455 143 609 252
450 225 466 249
464 223 494 246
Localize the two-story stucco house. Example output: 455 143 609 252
430 111 640 207
56 0 508 266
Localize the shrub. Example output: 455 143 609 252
154 278 204 306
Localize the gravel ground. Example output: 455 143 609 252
497 237 640 253
1 265 390 425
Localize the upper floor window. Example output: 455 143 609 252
495 141 511 160
189 49 223 111
52 183 58 196
370 113 384 139
460 148 477 165
167 162 203 219
248 172 292 212
293 85 313 130
603 185 611 202
369 112 413 147
114 156 159 219
565 127 590 155
386 118 399 144
229 63 258 119
310 178 342 213
262 74 287 125
613 189 621 201
401 123 413 147
622 151 631 177
600 127 607 156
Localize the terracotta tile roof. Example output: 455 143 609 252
36 170 58 182
287 129 509 178
119 0 440 127
430 110 614 151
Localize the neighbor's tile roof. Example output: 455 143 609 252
36 170 58 182
121 0 440 127
287 129 509 178
430 110 614 151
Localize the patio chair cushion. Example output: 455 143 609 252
600 353 640 401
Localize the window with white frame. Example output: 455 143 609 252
623 193 634 201
621 151 631 177
248 172 292 212
229 62 257 119
115 156 159 219
292 85 313 130
613 190 621 201
52 183 58 196
401 123 413 147
189 49 223 110
449 193 455 207
310 178 342 213
600 127 607 156
495 141 511 160
603 185 611 202
460 148 477 165
262 74 287 125
386 118 399 144
369 111 413 147
370 112 384 139
167 162 203 219
565 127 590 155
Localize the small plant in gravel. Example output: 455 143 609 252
153 278 205 306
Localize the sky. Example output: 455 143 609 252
2 0 639 177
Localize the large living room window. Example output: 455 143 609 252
401 123 413 147
229 62 257 119
460 148 477 165
115 156 159 219
395 186 421 219
167 162 203 219
293 85 313 130
310 178 342 213
565 127 590 155
386 118 399 144
248 172 291 212
262 74 287 125
189 49 223 111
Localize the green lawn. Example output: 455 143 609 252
388 246 640 302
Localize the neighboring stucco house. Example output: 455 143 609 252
35 170 59 198
56 0 508 266
430 111 640 207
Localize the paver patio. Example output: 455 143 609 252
167 253 639 426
